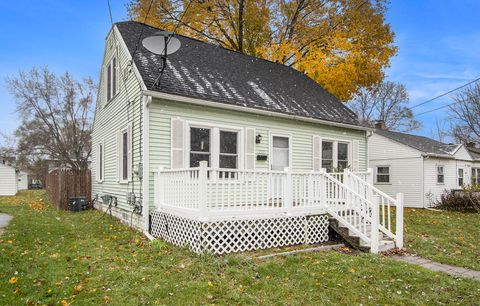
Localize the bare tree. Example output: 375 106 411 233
6 67 95 170
430 118 450 143
349 81 421 132
450 82 480 144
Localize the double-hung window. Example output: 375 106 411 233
189 126 239 169
458 168 464 187
119 125 131 182
219 131 238 169
321 140 350 172
472 168 480 185
97 142 104 182
437 166 444 184
190 127 211 167
376 166 390 183
106 55 118 102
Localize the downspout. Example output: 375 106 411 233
142 95 151 234
366 130 374 170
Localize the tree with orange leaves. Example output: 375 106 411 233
127 0 397 101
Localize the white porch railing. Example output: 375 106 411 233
153 161 404 253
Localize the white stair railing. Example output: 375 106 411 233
343 169 404 249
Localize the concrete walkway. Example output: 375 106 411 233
392 255 480 281
0 213 13 235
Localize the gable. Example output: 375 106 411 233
369 133 421 160
453 145 473 161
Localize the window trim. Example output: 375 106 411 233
375 165 391 184
269 132 292 171
436 165 445 185
472 168 480 186
119 124 132 184
458 168 464 187
320 138 352 172
96 140 105 183
185 120 244 170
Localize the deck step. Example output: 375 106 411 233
329 218 395 253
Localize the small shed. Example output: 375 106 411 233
0 163 17 196
17 171 29 190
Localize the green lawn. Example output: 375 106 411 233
0 191 479 305
404 207 480 271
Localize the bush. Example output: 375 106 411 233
434 185 480 213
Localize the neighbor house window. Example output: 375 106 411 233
458 168 464 187
376 166 390 183
106 55 117 102
119 125 131 182
437 166 444 184
472 168 480 185
321 140 349 172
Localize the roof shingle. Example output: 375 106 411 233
115 21 359 126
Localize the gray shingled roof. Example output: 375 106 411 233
375 129 459 156
115 21 359 126
467 147 480 160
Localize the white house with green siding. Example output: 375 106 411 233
92 21 404 255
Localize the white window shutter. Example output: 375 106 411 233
171 118 185 169
352 140 360 171
313 136 322 171
245 128 255 170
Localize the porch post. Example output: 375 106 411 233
157 166 165 209
370 195 380 254
395 192 404 249
343 169 351 209
319 168 327 209
199 161 208 216
284 167 292 213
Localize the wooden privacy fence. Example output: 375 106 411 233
45 169 91 210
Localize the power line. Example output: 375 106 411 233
131 0 156 61
413 102 455 117
106 0 114 24
152 0 194 87
410 77 480 110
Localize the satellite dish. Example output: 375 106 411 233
142 32 181 56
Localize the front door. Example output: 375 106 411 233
271 136 290 171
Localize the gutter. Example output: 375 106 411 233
421 153 455 159
142 90 373 132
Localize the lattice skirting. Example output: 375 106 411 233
150 211 329 255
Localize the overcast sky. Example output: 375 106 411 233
0 0 479 143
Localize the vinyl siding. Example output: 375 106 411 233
368 133 424 208
0 164 17 196
91 27 143 212
148 98 368 207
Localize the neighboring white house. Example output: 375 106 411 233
0 163 18 196
91 21 404 255
369 128 480 208
17 171 29 190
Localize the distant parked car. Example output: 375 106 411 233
29 180 43 189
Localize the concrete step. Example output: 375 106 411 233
329 217 396 252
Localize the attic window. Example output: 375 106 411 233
106 55 118 102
